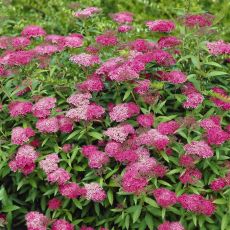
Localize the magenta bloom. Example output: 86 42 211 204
118 25 133 33
51 219 74 230
67 92 91 107
59 182 86 199
47 168 71 185
211 87 230 110
158 36 181 49
111 12 133 24
21 25 46 38
74 7 101 19
137 113 154 128
0 36 10 49
62 35 83 48
48 198 61 210
179 154 195 168
57 115 74 133
11 37 31 49
153 188 177 208
210 178 226 191
122 169 148 193
109 102 140 122
146 20 175 33
137 129 169 150
32 97 56 118
96 32 118 46
134 79 151 95
104 124 135 143
184 141 213 158
34 44 60 55
36 117 59 133
165 70 187 84
157 121 180 135
39 153 59 174
179 168 202 184
184 13 214 28
207 40 230 55
84 183 106 202
11 127 35 145
25 211 49 230
70 53 100 67
9 145 38 175
158 221 185 230
178 194 215 216
77 76 104 92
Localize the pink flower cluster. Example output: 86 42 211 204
9 145 38 175
11 127 35 145
178 194 215 216
66 92 105 122
182 83 204 108
158 221 184 230
81 145 109 168
183 13 214 28
158 36 181 49
74 7 101 19
109 102 140 122
146 20 175 33
211 87 230 110
21 25 46 38
157 120 180 135
207 40 230 55
184 140 214 158
200 116 230 145
110 12 133 24
70 53 100 67
96 32 118 46
137 113 154 128
153 188 177 207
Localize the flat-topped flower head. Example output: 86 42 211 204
111 12 133 24
207 40 230 55
25 211 49 230
146 20 175 33
11 37 31 49
183 13 215 28
51 219 74 230
59 182 86 199
11 127 35 145
21 25 46 38
39 153 59 174
74 7 101 19
8 101 33 117
70 53 100 67
158 36 181 49
158 221 185 230
36 117 59 133
96 32 118 46
153 188 177 207
47 168 71 185
84 183 106 202
184 141 213 158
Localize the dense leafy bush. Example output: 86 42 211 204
0 1 230 230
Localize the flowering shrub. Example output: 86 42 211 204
0 1 230 230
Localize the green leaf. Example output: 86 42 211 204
144 197 158 208
145 213 154 230
88 131 103 140
207 71 228 77
221 214 229 230
1 205 20 212
108 189 113 205
132 205 142 223
123 88 132 101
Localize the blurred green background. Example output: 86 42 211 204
0 0 229 40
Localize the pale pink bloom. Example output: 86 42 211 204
158 221 185 230
77 76 104 92
25 211 49 230
74 7 101 19
39 153 59 174
207 40 230 55
8 101 33 117
84 183 106 202
21 25 46 38
104 124 135 143
36 117 59 133
47 168 71 185
70 53 100 67
111 11 133 24
184 141 213 158
59 182 86 199
51 219 74 230
178 194 215 216
62 35 83 48
34 44 60 55
146 20 175 33
11 127 35 145
11 37 31 49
